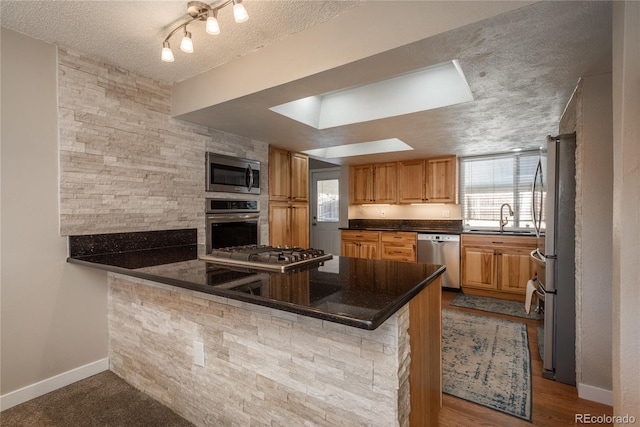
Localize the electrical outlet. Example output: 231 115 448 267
441 209 451 218
194 341 205 367
380 210 385 217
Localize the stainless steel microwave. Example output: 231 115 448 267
206 153 260 194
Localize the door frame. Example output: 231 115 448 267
310 167 342 255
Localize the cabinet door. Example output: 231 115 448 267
497 247 536 294
269 146 291 201
290 152 308 202
461 246 496 289
290 203 309 248
359 242 380 260
398 160 426 203
341 241 360 258
268 202 290 247
426 156 456 203
350 165 374 204
373 162 397 203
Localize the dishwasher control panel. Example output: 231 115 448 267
417 234 460 242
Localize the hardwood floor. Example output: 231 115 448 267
438 290 613 427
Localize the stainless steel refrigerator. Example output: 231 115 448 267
532 133 576 385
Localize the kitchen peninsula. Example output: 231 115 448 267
68 229 444 426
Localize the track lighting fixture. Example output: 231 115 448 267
161 0 249 62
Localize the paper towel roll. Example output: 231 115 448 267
525 279 536 314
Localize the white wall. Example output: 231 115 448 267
612 1 640 419
1 29 108 404
573 73 614 400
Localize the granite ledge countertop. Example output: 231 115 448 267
67 229 444 330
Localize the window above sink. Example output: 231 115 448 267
460 150 539 231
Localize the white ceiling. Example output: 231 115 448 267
1 1 612 165
0 0 362 83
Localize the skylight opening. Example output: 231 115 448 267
302 138 413 159
269 60 473 129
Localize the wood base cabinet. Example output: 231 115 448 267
269 202 309 248
341 230 380 260
461 234 536 301
341 230 417 262
380 231 417 262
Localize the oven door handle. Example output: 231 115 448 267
207 214 260 222
246 164 254 192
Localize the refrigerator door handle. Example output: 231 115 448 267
545 256 556 293
542 293 556 377
532 159 543 237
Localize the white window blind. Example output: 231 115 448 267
460 151 539 229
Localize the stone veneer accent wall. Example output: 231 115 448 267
58 49 268 240
108 274 411 426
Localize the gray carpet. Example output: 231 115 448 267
0 371 194 427
442 309 532 421
450 292 544 320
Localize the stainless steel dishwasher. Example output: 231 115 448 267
417 233 460 290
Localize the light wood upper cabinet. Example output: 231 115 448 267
397 160 426 203
268 146 308 202
350 164 374 204
426 156 457 203
290 152 309 202
397 156 457 204
373 162 397 203
349 162 397 204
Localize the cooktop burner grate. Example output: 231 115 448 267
199 245 333 272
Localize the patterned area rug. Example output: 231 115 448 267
442 309 532 421
450 293 543 320
537 325 545 362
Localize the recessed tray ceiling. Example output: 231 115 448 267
270 60 473 130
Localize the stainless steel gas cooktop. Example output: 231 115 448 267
199 245 332 272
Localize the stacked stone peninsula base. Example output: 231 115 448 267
108 273 442 426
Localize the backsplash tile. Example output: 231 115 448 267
57 49 269 242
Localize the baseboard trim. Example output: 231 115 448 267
0 358 109 411
577 382 613 406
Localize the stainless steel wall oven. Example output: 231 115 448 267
205 198 260 254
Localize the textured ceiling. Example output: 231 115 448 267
0 0 361 83
1 1 612 164
176 1 612 163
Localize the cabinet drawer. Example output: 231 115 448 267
380 243 416 262
380 231 417 245
341 230 380 242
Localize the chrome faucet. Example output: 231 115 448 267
500 203 514 233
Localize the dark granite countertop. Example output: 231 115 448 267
69 250 444 330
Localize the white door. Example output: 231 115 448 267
310 169 341 255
